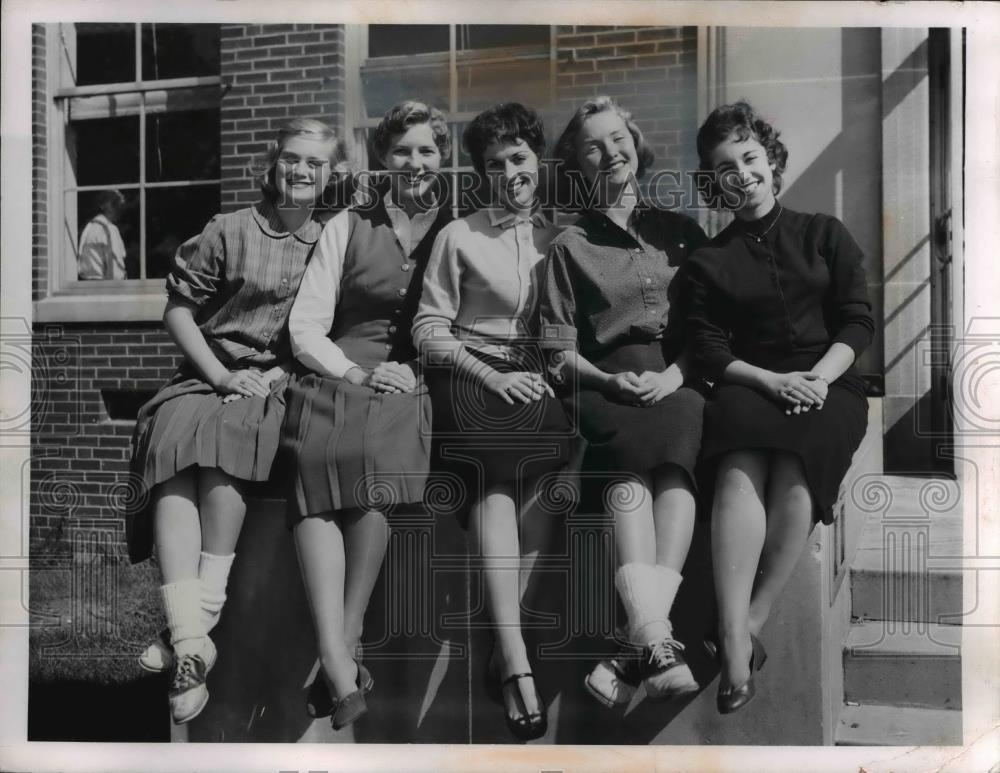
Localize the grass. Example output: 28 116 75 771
29 552 165 685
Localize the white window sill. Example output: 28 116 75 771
33 293 166 323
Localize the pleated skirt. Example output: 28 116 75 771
127 365 288 562
279 371 432 520
424 352 574 529
699 356 869 524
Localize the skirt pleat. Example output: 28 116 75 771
280 371 432 519
127 367 288 562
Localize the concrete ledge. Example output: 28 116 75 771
172 402 886 744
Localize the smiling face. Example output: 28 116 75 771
380 122 443 207
482 137 539 215
708 130 777 219
274 134 338 209
575 110 640 194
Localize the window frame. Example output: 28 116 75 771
343 24 557 218
36 23 223 323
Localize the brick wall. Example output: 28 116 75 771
32 24 47 301
30 24 698 550
29 23 345 551
219 24 345 212
555 26 699 207
30 324 183 548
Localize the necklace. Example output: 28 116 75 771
743 204 783 243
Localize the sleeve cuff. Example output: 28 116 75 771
540 323 577 351
833 325 874 359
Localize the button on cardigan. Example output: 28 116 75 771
684 204 875 381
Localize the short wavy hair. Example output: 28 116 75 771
554 96 655 179
257 117 349 202
369 100 451 168
462 102 546 176
696 100 789 203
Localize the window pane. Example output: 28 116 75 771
360 62 449 120
75 23 136 86
145 185 221 279
369 25 449 57
75 189 139 280
460 25 550 50
141 24 220 80
457 57 551 113
146 109 220 182
69 116 140 186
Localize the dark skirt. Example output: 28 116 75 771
279 370 432 520
127 365 288 562
699 356 869 524
565 341 705 489
424 351 574 529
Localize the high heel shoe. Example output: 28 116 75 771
306 660 374 720
716 634 767 715
501 672 548 741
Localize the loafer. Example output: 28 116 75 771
308 661 374 721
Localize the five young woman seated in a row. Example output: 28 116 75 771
128 95 873 741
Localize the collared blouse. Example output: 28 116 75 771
412 207 561 363
540 205 708 365
166 199 328 369
684 204 875 381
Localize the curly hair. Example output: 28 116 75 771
257 117 349 201
462 102 546 176
369 100 451 168
554 96 655 179
696 100 789 202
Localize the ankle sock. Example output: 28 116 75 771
615 562 669 645
160 579 207 658
198 551 235 632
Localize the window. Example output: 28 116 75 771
46 23 222 308
345 25 555 215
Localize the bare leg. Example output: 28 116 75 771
748 453 814 636
711 451 769 690
651 464 696 572
518 473 559 607
341 508 390 658
197 468 247 556
610 474 655 567
293 513 357 700
469 484 540 720
153 468 201 584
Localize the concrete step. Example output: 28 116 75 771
850 476 963 625
843 622 961 710
850 563 963 625
835 704 962 746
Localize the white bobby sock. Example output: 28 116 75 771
160 579 207 659
198 551 236 632
615 562 670 645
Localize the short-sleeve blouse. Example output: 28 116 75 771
540 204 709 365
166 199 329 369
